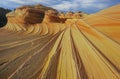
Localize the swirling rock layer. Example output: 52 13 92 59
0 4 120 79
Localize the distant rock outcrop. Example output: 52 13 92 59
65 11 74 19
59 11 88 19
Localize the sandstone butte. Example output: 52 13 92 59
0 4 120 79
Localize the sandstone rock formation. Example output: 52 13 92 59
6 4 57 24
73 11 82 19
97 4 120 19
84 4 120 43
17 4 57 12
7 8 44 24
58 12 65 18
59 11 88 19
65 11 74 18
43 10 59 22
5 4 57 31
0 4 120 79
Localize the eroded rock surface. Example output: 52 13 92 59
0 4 120 79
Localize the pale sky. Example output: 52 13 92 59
0 0 120 13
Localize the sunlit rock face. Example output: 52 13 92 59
0 4 120 79
43 10 60 23
7 4 57 24
4 4 57 31
84 4 120 44
6 8 44 24
15 8 45 24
